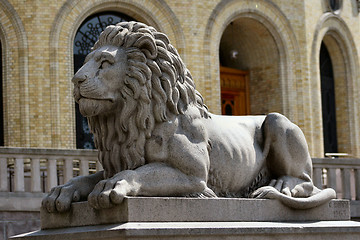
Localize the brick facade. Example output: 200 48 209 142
0 0 359 157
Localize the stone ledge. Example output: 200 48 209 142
14 221 360 240
0 192 46 211
41 197 349 229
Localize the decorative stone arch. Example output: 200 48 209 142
49 0 185 148
311 13 360 157
0 0 29 147
203 0 301 124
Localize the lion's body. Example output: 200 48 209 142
42 21 336 213
146 108 268 197
205 114 267 195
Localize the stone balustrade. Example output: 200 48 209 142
313 158 360 200
1 149 359 239
0 147 359 201
0 147 100 193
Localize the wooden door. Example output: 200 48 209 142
220 66 250 115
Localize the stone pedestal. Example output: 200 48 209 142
12 197 360 240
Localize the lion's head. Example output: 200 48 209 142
72 21 208 178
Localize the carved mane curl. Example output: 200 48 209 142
88 21 208 177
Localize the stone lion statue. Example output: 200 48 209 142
43 21 335 212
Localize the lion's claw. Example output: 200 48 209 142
251 186 276 199
98 190 113 209
42 187 60 213
251 176 315 200
41 185 79 213
88 178 130 209
110 189 125 204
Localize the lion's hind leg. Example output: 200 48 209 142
252 113 336 209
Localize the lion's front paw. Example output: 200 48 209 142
42 184 81 213
88 179 132 209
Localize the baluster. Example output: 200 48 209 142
341 168 352 200
80 158 89 176
327 168 337 191
0 157 8 191
313 167 323 189
64 158 73 183
14 158 25 192
31 158 41 192
47 158 57 192
96 160 103 172
355 168 360 200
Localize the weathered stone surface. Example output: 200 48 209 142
0 192 45 212
6 220 41 240
42 21 336 216
14 221 360 240
41 197 349 229
0 193 43 240
0 212 40 240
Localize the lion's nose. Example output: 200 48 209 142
72 71 87 85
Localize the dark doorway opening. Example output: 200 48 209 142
320 42 338 154
0 41 4 146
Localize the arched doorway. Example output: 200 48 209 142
0 40 3 146
219 18 282 116
310 14 360 157
320 42 338 153
73 12 134 149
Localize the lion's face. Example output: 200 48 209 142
72 45 127 117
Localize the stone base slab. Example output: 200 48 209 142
40 197 349 229
14 221 360 240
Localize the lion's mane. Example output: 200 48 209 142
88 21 208 178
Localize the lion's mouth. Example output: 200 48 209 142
74 87 114 103
78 98 116 117
78 95 115 103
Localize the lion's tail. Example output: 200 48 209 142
262 187 336 209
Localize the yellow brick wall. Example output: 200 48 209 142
0 0 359 157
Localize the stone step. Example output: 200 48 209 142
14 220 360 240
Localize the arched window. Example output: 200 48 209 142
0 40 3 146
73 12 134 149
320 42 338 154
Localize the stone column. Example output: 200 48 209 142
355 168 360 200
0 157 8 191
47 158 57 192
313 167 323 188
31 158 42 192
63 158 73 183
342 168 351 199
14 158 25 192
79 158 89 176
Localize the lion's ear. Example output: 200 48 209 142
133 34 157 59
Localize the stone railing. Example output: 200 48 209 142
312 158 360 200
0 147 100 193
0 147 359 201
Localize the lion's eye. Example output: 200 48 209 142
100 60 112 69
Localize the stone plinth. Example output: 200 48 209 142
39 197 350 229
12 198 360 240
